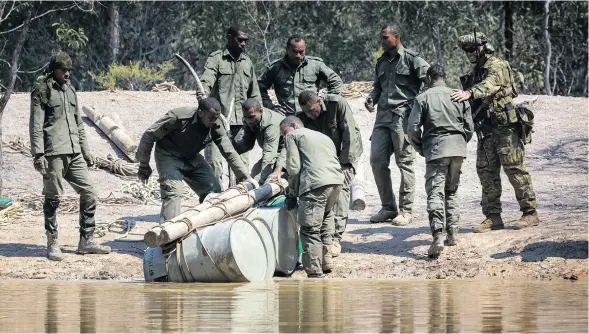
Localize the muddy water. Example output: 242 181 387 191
0 279 586 333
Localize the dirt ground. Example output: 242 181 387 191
0 90 587 281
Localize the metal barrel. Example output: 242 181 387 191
246 207 298 276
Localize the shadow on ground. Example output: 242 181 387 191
491 240 588 262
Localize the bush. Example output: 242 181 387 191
89 61 174 91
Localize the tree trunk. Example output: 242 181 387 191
0 6 35 196
543 0 552 96
109 2 120 63
503 1 514 62
431 25 444 67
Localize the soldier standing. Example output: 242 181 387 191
297 90 363 257
232 98 285 184
451 32 539 232
258 35 343 115
407 65 474 258
29 52 111 261
365 23 430 225
199 26 261 189
281 116 344 278
136 97 256 222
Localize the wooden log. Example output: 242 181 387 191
350 159 366 211
82 105 138 162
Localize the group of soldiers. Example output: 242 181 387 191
29 23 539 277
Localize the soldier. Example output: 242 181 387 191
365 23 430 225
451 32 539 232
407 64 474 258
280 116 344 278
29 52 111 261
232 98 285 184
199 26 261 189
136 97 257 222
258 35 343 115
297 90 363 257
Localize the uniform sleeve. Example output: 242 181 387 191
74 92 90 155
257 65 276 109
258 124 281 183
29 89 45 156
135 112 177 164
407 99 424 154
470 62 503 99
368 63 381 102
200 54 218 93
413 56 430 84
337 99 363 169
284 134 301 198
318 62 343 95
212 122 249 180
248 64 261 101
463 101 474 142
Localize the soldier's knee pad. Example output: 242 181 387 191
498 147 524 169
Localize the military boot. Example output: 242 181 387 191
514 210 539 230
473 214 504 233
77 235 111 254
331 240 341 257
392 211 413 226
46 232 64 261
445 228 458 246
370 208 398 223
428 231 445 259
322 245 334 273
307 273 326 279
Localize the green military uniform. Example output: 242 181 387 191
258 56 343 115
407 82 474 234
200 48 260 188
30 75 97 238
284 128 344 276
368 46 429 215
232 108 286 184
136 106 249 221
458 34 537 218
298 94 363 242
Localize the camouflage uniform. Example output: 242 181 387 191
368 46 429 219
284 128 344 276
258 56 343 115
458 33 537 221
232 108 286 184
298 94 363 243
407 82 473 235
200 48 261 189
136 106 249 221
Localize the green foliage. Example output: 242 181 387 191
52 22 88 51
89 61 173 91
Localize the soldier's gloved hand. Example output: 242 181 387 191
137 162 152 185
341 164 355 185
82 151 95 168
285 197 297 211
33 155 48 175
364 97 375 113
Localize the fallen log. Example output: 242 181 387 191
350 159 366 210
82 105 138 162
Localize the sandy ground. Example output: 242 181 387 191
0 90 587 281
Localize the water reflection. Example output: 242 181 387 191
0 279 586 333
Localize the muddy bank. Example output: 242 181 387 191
0 91 587 281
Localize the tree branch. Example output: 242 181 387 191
0 4 76 35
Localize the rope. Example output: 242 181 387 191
2 136 32 157
0 204 24 227
94 154 138 177
120 178 196 205
16 192 143 215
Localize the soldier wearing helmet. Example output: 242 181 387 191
29 51 111 261
450 32 539 232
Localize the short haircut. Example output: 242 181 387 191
242 98 262 112
426 64 446 81
286 35 305 48
298 90 321 107
198 97 222 115
227 26 245 37
280 115 304 128
381 23 401 38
